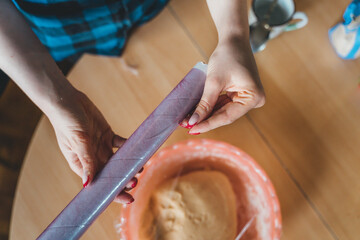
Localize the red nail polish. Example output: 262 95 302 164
179 122 187 128
188 131 200 135
83 176 89 188
186 123 197 129
131 179 138 188
127 198 135 204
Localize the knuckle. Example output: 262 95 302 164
198 99 212 113
81 154 93 164
207 75 221 84
81 155 96 169
81 162 91 170
209 79 223 92
240 87 265 107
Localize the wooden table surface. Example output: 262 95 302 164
10 0 360 239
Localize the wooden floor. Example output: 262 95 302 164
0 82 41 240
2 0 360 239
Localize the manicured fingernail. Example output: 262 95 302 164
186 123 196 129
82 170 90 188
130 178 138 188
127 197 134 204
179 121 195 129
83 176 89 188
179 122 187 128
188 131 200 135
125 178 138 190
188 113 199 126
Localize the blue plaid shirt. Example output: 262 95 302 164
12 0 169 61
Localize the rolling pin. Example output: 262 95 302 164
37 62 207 240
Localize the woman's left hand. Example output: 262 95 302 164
180 37 265 134
47 89 137 204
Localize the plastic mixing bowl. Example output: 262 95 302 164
119 139 281 240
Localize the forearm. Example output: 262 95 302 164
206 0 249 43
0 0 75 116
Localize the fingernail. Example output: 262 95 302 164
178 122 187 128
188 113 199 126
186 123 196 129
131 181 137 188
82 170 90 188
127 197 134 204
179 122 195 129
138 167 144 173
83 176 89 188
188 131 200 135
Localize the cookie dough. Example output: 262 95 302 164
140 170 237 240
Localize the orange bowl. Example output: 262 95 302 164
119 139 282 240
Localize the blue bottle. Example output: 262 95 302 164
329 0 360 59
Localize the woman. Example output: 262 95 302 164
0 0 265 204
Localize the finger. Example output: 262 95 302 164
68 158 83 177
190 101 253 133
60 147 83 177
179 104 197 128
124 177 138 191
112 134 126 148
179 117 190 128
184 95 227 134
96 144 113 165
184 94 230 128
227 90 265 108
187 94 231 135
213 94 232 112
76 139 97 188
188 76 223 127
114 191 134 204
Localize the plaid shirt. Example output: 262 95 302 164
12 0 169 61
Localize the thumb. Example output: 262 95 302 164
188 76 222 126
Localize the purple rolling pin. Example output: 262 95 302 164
37 62 207 240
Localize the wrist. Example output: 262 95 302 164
218 31 249 47
39 75 78 118
217 33 252 55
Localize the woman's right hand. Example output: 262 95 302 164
48 89 137 204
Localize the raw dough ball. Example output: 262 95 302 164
140 170 237 240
